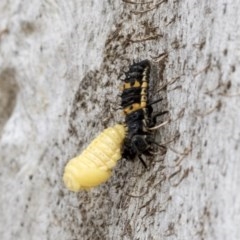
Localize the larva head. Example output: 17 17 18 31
63 124 126 191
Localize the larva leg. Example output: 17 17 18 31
147 98 163 106
147 119 170 131
150 111 169 126
138 155 147 168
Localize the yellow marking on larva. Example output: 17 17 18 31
63 124 126 191
141 95 147 102
123 80 141 89
141 102 147 108
141 88 147 95
141 82 148 88
124 103 142 114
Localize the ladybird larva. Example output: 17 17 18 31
63 124 126 191
121 60 167 167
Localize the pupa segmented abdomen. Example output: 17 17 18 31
63 124 126 191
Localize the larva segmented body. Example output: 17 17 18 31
121 60 163 165
63 124 126 191
121 59 150 115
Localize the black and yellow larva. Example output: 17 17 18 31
63 60 166 191
63 124 126 191
121 60 166 166
121 60 150 115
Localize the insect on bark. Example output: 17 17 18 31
63 60 167 191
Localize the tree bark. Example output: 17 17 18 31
0 0 240 239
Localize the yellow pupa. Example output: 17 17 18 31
63 124 126 191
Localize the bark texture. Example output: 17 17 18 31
0 0 240 239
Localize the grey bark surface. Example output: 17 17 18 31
0 0 240 239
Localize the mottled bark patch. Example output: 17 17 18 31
0 68 18 136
